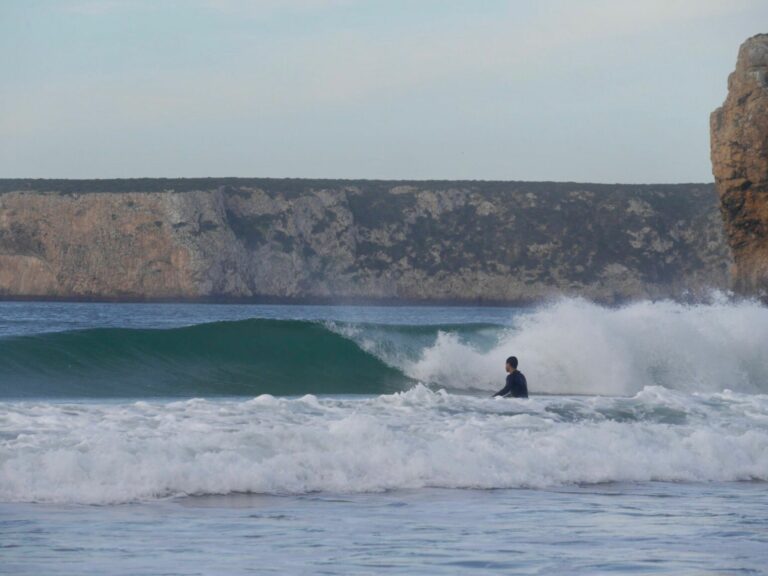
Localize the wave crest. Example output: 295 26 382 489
400 298 768 395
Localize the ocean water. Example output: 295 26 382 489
1 299 767 574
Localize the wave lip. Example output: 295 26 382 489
1 386 766 504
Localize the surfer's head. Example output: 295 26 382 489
506 356 518 372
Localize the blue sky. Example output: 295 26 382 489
1 0 766 182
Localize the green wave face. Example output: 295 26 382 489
0 319 420 399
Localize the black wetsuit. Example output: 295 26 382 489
493 370 528 398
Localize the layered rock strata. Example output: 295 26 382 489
0 179 732 303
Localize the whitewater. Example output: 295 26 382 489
1 299 767 574
3 386 766 504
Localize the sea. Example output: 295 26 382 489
0 298 766 575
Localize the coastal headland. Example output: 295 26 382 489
0 178 731 304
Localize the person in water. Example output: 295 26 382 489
493 356 529 398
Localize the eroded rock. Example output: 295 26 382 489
711 33 768 296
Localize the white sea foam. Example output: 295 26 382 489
1 386 767 504
401 297 768 395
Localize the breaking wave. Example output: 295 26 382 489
403 297 768 395
1 298 768 398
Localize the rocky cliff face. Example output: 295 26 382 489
0 179 731 303
711 34 768 297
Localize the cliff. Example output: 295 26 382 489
711 33 768 297
0 178 731 304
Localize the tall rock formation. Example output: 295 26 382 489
0 179 731 303
711 33 768 296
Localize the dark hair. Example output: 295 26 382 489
506 356 518 368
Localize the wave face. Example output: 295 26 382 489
1 386 766 503
0 319 412 398
2 298 768 398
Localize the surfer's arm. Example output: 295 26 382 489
493 378 513 397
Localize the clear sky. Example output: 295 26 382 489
1 0 766 182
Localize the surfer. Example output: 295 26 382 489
493 356 528 398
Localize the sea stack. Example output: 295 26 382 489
711 33 768 297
